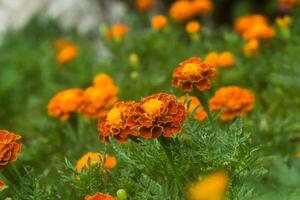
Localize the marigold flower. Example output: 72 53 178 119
205 51 235 68
135 0 156 12
187 171 228 200
276 15 291 28
242 23 275 40
53 37 71 50
98 101 139 142
191 0 213 16
243 39 259 57
48 89 84 121
85 192 117 200
172 57 217 92
131 93 186 138
93 73 116 88
0 180 5 190
277 0 299 9
234 14 268 34
169 0 193 22
186 21 201 34
179 96 206 121
76 152 117 171
107 24 128 40
151 15 168 31
204 52 219 67
0 130 22 166
56 44 78 64
82 85 118 118
209 86 255 121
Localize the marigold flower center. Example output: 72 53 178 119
107 108 122 124
182 63 200 76
141 99 163 116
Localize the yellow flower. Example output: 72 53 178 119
151 15 168 31
276 15 291 28
186 21 201 34
187 172 229 200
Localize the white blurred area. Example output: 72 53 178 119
0 0 125 34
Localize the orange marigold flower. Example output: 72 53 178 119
242 23 275 40
277 0 299 9
187 171 228 200
205 51 219 67
209 86 255 121
107 24 128 40
93 73 116 88
205 51 235 68
131 93 186 138
191 0 213 16
234 14 268 34
169 0 193 22
0 130 22 166
243 39 259 57
48 89 84 121
85 192 117 200
98 101 139 142
151 15 168 31
276 15 292 28
135 0 156 12
56 44 78 64
186 21 201 34
172 57 217 92
82 85 118 118
179 96 207 121
76 152 117 172
0 180 6 190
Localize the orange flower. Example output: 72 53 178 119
98 101 139 142
107 24 128 40
76 152 117 171
151 15 168 31
242 23 275 40
187 171 228 200
0 130 22 166
277 0 299 9
56 44 79 64
186 21 201 34
179 96 206 121
85 192 117 200
209 86 255 121
243 39 259 57
204 52 219 67
0 180 6 190
48 89 84 121
169 0 193 22
53 37 71 50
93 73 116 88
234 14 268 34
205 51 235 68
135 0 156 12
191 0 213 16
172 57 217 92
131 93 186 138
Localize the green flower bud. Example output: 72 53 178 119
117 189 127 200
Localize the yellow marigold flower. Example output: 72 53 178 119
179 96 207 121
242 23 275 40
76 152 117 172
151 15 168 31
191 0 213 16
135 0 156 12
48 89 84 121
82 86 118 118
107 24 128 40
0 130 22 166
277 0 299 9
243 39 259 57
276 15 291 28
187 171 229 200
218 52 235 68
169 0 193 22
56 44 79 65
186 21 201 34
85 192 117 200
131 93 186 138
98 101 139 142
172 57 217 92
93 73 115 88
209 86 255 121
234 14 268 34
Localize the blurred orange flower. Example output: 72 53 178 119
135 0 156 12
85 192 117 200
0 130 22 166
191 0 213 16
234 14 268 34
205 51 235 68
107 24 128 40
187 171 228 200
277 0 299 9
56 44 79 64
186 21 201 34
172 57 217 92
0 180 6 190
242 23 275 40
132 93 186 138
151 15 168 31
169 0 193 22
48 89 84 121
98 101 139 142
76 152 117 171
93 73 116 88
209 86 255 121
53 37 71 50
179 96 207 121
243 39 259 57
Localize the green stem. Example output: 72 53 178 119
193 90 213 125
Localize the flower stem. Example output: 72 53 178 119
194 90 213 124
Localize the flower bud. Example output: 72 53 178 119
117 189 127 200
